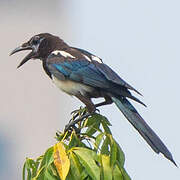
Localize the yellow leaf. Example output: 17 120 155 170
53 142 70 180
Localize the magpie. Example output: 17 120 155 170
10 33 176 165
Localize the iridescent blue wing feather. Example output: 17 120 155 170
92 61 142 95
47 57 110 88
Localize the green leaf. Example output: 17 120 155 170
80 170 89 179
95 133 104 151
68 131 78 150
84 116 95 127
33 166 45 180
39 147 53 169
101 119 112 134
72 132 87 148
113 164 131 180
23 158 38 180
44 167 59 180
120 167 131 180
66 170 76 180
83 114 102 136
22 161 26 180
56 131 65 142
112 164 123 180
27 159 36 173
101 137 110 155
68 152 83 180
49 163 59 177
23 160 31 180
101 155 112 180
86 176 93 180
85 121 101 136
101 116 112 126
32 147 54 180
116 143 125 167
22 108 131 180
107 135 125 167
27 169 32 180
110 139 117 167
73 147 100 180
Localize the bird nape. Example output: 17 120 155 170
10 33 176 166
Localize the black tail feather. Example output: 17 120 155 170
111 96 177 166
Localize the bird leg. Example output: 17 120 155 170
65 96 113 132
70 107 87 124
64 94 96 132
75 94 96 113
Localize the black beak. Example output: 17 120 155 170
10 44 33 68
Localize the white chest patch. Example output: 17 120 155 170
52 76 93 96
52 50 75 58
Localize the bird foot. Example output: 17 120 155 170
94 108 100 113
64 112 91 132
65 107 100 133
70 106 86 115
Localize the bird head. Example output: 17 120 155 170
10 33 66 68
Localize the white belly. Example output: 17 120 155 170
52 76 93 96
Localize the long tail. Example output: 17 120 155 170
111 96 177 166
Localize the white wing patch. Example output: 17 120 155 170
91 55 102 63
83 54 91 62
52 50 75 58
51 50 61 56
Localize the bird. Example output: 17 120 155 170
10 33 176 166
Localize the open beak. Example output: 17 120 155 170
10 44 34 68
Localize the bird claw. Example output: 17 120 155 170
95 108 100 113
71 106 85 115
64 124 81 134
65 107 99 133
70 109 79 115
64 112 91 132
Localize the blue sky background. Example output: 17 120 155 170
1 0 180 179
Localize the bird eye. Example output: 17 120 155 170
31 36 40 45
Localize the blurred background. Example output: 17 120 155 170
1 0 180 179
